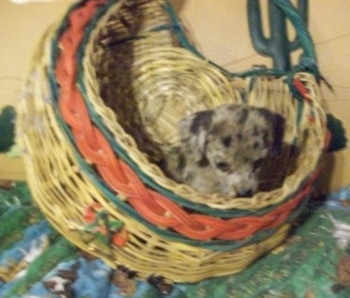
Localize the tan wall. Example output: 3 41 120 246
0 0 72 180
0 0 349 191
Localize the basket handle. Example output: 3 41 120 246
248 0 317 72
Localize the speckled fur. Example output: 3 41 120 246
164 104 285 197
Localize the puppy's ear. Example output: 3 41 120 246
178 110 213 156
270 113 285 156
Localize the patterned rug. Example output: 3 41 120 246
1 182 350 298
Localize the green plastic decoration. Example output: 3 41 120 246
247 0 308 71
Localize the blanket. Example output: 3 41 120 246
1 182 350 298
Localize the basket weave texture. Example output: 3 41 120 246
18 0 328 282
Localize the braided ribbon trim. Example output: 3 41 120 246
53 0 319 241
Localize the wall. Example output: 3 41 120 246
0 0 72 180
0 0 349 192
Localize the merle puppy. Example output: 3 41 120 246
164 104 285 197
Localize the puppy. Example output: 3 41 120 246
163 104 285 197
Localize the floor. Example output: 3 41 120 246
1 182 350 298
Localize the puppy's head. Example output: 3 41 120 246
178 104 285 197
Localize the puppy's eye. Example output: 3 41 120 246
215 162 230 172
253 141 261 149
221 136 232 147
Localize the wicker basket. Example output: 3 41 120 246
18 0 328 283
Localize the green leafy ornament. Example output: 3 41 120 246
327 113 347 152
0 105 16 153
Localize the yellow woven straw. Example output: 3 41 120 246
17 0 328 283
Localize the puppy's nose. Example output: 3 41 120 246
238 190 253 197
